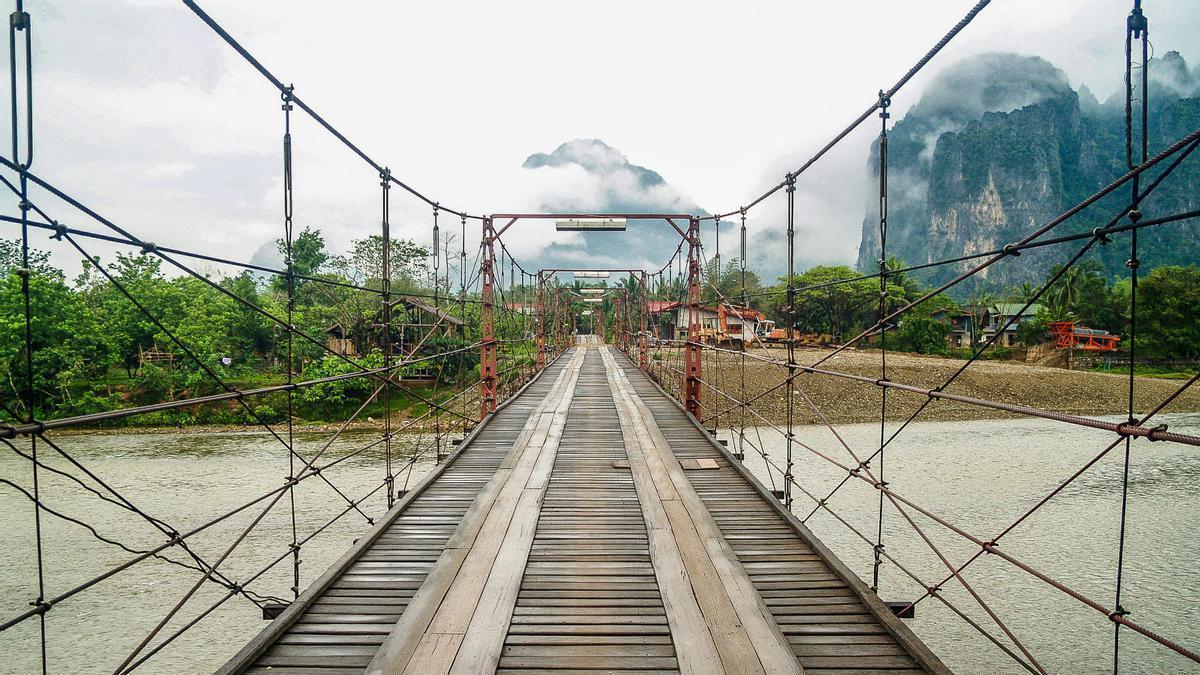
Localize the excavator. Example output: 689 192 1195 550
753 320 832 349
695 304 754 351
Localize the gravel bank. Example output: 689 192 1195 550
651 347 1200 427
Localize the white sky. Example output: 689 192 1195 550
7 0 1199 280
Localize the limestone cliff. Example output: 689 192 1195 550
856 52 1200 294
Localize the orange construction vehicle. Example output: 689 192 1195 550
753 320 832 349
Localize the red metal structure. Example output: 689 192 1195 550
535 272 546 370
640 271 649 370
684 217 703 418
1048 321 1121 352
479 217 498 418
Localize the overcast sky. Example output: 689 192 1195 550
7 0 1199 281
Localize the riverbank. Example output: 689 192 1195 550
53 348 1200 435
658 347 1200 427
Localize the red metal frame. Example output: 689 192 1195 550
684 217 703 419
479 217 498 418
1048 321 1121 352
639 271 649 370
535 272 546 370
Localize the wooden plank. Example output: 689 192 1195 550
620 349 950 675
600 347 802 675
365 348 586 675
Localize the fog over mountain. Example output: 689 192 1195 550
856 51 1200 295
515 139 710 275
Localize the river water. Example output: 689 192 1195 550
2 415 1198 674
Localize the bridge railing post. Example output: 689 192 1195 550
535 272 546 370
380 167 394 509
684 217 703 419
480 217 498 418
640 271 649 371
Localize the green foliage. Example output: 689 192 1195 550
1044 260 1123 333
702 257 764 308
0 255 110 419
1136 265 1200 360
296 350 385 413
1015 313 1050 347
772 265 903 341
893 316 951 355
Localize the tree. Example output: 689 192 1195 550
79 253 180 377
1044 260 1122 333
702 257 763 308
273 227 329 296
343 235 430 291
1 249 110 417
1136 265 1200 360
774 265 896 341
894 316 951 355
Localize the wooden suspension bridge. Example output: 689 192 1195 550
219 345 946 675
5 0 1200 674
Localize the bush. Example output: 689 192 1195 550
893 317 950 355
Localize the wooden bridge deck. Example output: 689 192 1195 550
220 346 948 675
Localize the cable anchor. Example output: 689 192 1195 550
1127 3 1147 38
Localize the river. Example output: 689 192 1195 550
2 415 1198 674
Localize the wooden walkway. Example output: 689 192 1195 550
220 346 949 675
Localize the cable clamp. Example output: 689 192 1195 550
49 221 67 240
29 599 50 615
281 84 295 110
878 90 892 117
1002 243 1021 257
140 241 157 254
10 11 29 30
982 540 998 552
1092 227 1112 245
17 199 30 212
366 517 375 525
873 543 886 554
14 266 29 279
1128 208 1143 223
1109 604 1130 622
380 166 391 187
1127 6 1147 38
1147 423 1168 441
1125 257 1140 270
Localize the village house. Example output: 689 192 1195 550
939 303 1044 348
324 296 465 359
647 301 765 347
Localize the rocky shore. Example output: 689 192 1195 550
655 347 1200 427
